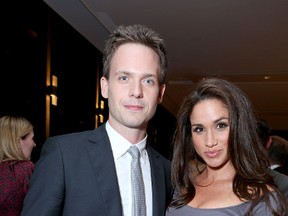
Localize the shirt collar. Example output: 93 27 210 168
106 122 147 160
270 164 281 170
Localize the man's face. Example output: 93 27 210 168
101 43 165 132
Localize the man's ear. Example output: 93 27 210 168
266 136 273 150
158 83 166 104
100 76 108 99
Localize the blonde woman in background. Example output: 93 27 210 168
0 115 36 216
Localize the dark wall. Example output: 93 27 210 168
148 105 176 160
1 0 176 162
49 8 103 136
1 0 48 162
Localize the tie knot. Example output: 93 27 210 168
128 145 140 159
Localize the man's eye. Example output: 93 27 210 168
119 76 128 81
144 79 155 85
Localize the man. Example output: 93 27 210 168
268 135 288 175
21 24 173 216
257 118 288 199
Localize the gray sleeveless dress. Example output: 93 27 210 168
166 194 280 216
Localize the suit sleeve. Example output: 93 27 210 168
21 137 65 216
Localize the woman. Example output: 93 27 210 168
0 115 36 216
166 78 287 215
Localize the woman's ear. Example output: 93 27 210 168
18 137 23 148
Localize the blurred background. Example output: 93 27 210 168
1 0 287 162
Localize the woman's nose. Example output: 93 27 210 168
206 131 218 148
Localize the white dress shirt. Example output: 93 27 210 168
270 164 281 170
106 122 152 216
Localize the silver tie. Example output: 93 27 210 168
128 146 146 216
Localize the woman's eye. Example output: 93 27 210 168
192 127 203 133
217 123 228 129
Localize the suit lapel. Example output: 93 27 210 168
148 146 167 216
86 125 123 216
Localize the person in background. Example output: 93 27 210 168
268 135 288 175
257 118 288 199
21 24 172 216
0 115 36 216
166 77 287 216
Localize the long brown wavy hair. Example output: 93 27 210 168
170 77 287 216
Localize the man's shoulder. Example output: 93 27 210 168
274 166 288 175
49 124 106 141
269 169 288 197
147 145 171 163
269 169 288 180
43 125 108 149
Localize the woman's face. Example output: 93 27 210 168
20 131 36 160
190 99 230 169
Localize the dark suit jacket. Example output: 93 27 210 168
273 166 288 176
21 124 173 216
269 169 288 216
269 169 288 198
